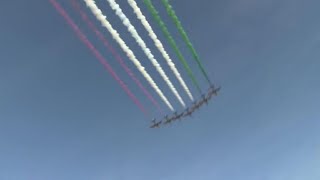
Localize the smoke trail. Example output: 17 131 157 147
127 0 194 102
143 0 202 94
70 0 162 113
49 0 148 116
162 0 212 84
83 0 174 111
107 0 186 108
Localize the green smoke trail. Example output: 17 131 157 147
161 0 212 85
143 0 202 94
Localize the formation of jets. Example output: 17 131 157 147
150 85 220 128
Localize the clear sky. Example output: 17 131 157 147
0 0 319 180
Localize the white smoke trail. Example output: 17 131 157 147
107 0 186 108
127 0 194 102
83 0 174 111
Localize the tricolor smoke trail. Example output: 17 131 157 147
70 0 162 113
162 0 212 84
83 0 174 111
49 0 147 115
143 0 202 94
107 0 186 108
127 0 194 102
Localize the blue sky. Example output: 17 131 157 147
0 0 319 179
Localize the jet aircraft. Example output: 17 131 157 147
185 107 193 117
150 120 162 128
163 115 172 124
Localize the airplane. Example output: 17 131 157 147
192 101 200 110
203 96 209 105
188 105 196 113
164 118 172 125
172 111 179 120
206 87 216 99
181 108 189 118
209 86 220 96
185 108 193 117
150 120 162 128
176 112 184 120
163 115 172 125
199 95 208 106
194 100 202 109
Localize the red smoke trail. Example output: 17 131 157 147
70 0 162 113
49 0 148 116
